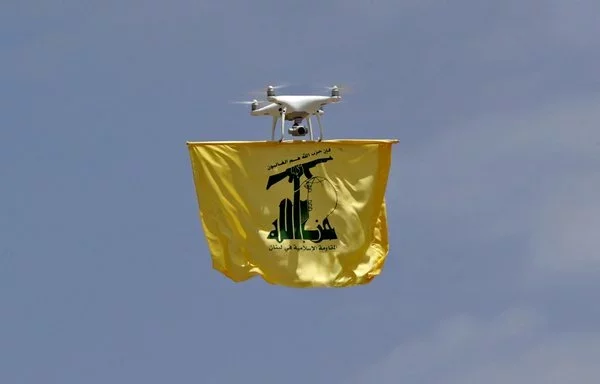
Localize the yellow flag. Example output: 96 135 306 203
187 139 398 288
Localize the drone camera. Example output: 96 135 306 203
288 125 308 136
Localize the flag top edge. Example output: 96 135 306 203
186 139 400 146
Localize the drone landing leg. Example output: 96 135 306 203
306 116 314 141
271 116 278 141
316 114 324 141
279 108 286 142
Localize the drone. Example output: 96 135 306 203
233 85 342 142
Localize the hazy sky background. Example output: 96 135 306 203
2 1 600 383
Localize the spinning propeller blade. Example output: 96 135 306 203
266 83 290 90
248 83 290 97
314 83 353 94
229 99 266 105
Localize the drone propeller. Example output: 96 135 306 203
266 83 290 90
248 83 291 98
229 99 270 112
314 83 353 94
229 99 267 105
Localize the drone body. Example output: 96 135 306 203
237 85 342 142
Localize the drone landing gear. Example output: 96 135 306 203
306 117 314 141
315 114 324 142
271 116 278 141
279 108 286 142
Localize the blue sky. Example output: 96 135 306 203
2 1 600 383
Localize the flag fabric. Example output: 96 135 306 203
186 139 398 288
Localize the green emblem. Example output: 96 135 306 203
266 156 337 243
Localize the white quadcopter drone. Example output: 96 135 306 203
233 85 342 142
